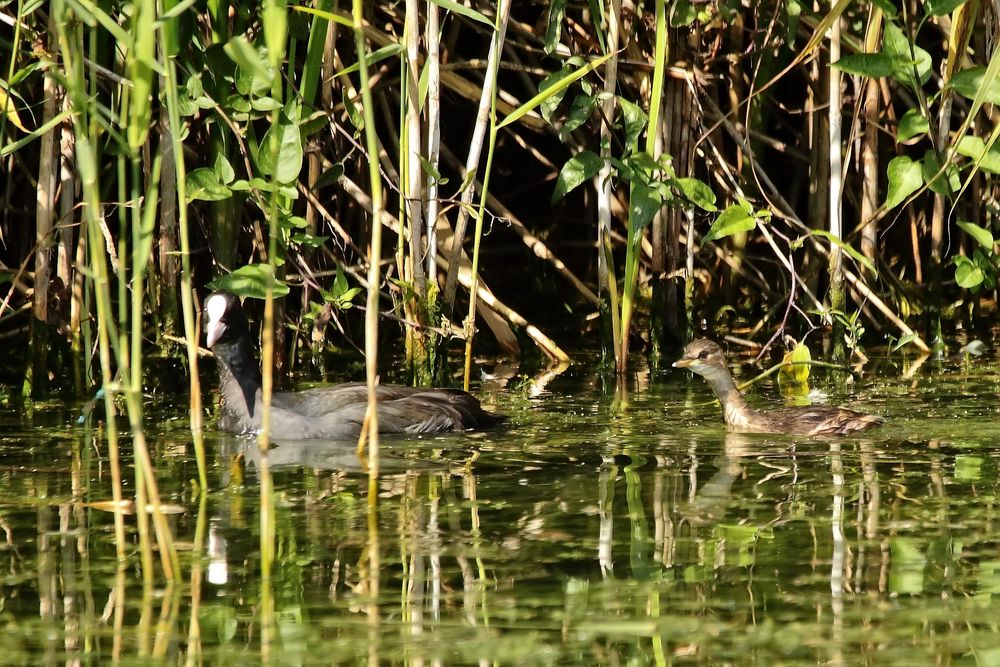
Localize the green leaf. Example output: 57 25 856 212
332 43 404 78
258 102 303 184
426 0 492 27
871 0 898 17
561 94 597 136
954 454 982 482
957 220 993 250
891 332 919 352
327 269 362 308
779 343 811 385
618 97 647 148
224 94 252 114
250 97 283 111
897 109 929 143
955 135 1000 174
552 150 603 202
544 0 566 55
215 152 235 184
291 233 328 248
674 177 717 212
833 53 895 78
885 156 923 209
810 230 877 276
538 68 573 123
315 163 345 189
290 4 354 29
921 150 960 196
186 168 232 202
629 181 662 236
498 52 613 129
336 287 363 307
127 0 156 150
247 177 298 198
785 0 802 45
924 0 967 16
224 36 275 90
703 203 756 244
955 258 985 290
8 61 43 88
949 67 1000 105
332 267 349 298
883 21 932 88
417 155 445 185
671 0 697 27
0 108 71 158
342 87 363 134
207 264 290 299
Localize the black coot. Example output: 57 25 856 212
204 292 505 439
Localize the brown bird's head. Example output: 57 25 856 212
673 339 732 382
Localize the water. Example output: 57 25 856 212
3 351 1000 664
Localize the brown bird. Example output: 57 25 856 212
673 338 883 436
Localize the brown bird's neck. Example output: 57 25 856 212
701 368 757 429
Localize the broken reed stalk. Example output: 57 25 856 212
338 174 569 362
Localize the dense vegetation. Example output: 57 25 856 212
3 1 999 387
1 0 998 581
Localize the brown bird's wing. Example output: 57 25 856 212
764 405 884 436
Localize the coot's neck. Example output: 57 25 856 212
212 333 262 422
699 365 757 430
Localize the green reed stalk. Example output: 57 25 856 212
117 0 178 580
52 0 125 564
0 0 25 150
353 0 384 482
160 1 208 492
116 151 156 584
618 0 666 374
397 74 411 360
59 0 179 580
184 492 209 666
299 0 331 107
258 218 277 659
353 0 384 620
258 0 288 657
125 156 182 583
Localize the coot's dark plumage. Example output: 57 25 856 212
204 292 505 439
673 339 883 436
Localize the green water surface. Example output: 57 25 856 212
2 352 1000 665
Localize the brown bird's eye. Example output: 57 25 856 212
698 349 709 359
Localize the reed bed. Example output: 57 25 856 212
0 0 998 637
